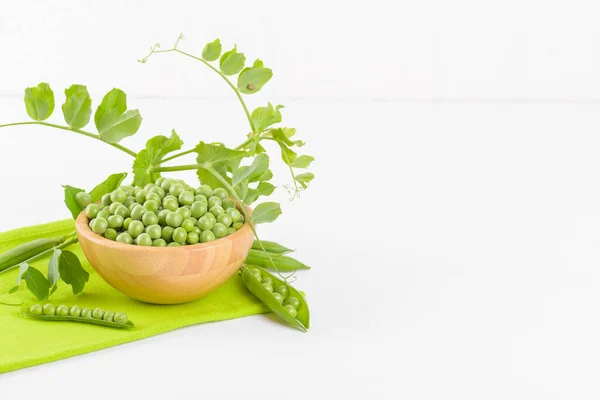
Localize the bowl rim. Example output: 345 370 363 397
76 205 254 252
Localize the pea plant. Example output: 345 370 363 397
0 35 313 330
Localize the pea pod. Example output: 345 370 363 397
0 237 64 273
22 303 134 329
251 240 294 254
245 249 310 272
241 265 310 332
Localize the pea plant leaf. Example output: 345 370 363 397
232 154 270 186
62 84 92 129
8 263 30 294
202 38 222 61
219 46 246 76
47 248 62 287
24 83 55 121
251 103 283 133
195 142 247 189
94 88 142 144
292 155 314 169
59 251 89 295
21 266 51 301
133 130 183 186
89 172 128 203
295 172 315 189
238 59 273 94
244 181 276 204
63 184 86 219
252 202 282 224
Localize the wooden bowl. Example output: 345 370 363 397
75 208 254 305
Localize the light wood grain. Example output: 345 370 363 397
75 208 254 305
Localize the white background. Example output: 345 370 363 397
2 0 600 398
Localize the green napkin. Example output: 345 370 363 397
0 219 268 374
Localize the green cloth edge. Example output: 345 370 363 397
0 219 268 374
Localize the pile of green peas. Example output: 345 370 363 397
83 177 245 247
28 303 129 326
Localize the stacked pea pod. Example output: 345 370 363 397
84 177 245 246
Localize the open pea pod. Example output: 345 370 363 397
22 309 135 329
241 266 310 332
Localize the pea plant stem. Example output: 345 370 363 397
159 148 196 164
204 166 289 282
0 121 138 157
150 164 202 173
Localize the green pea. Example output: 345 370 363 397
160 178 175 192
163 198 179 211
167 242 181 247
152 238 167 247
144 199 160 213
217 213 233 227
109 202 123 215
43 303 56 315
107 215 124 229
144 183 155 191
275 285 288 298
161 226 174 242
222 199 235 210
130 205 147 221
210 206 225 218
92 308 105 319
128 201 140 211
166 211 183 228
146 224 162 239
29 304 43 315
249 267 262 278
149 185 165 200
128 220 145 238
213 188 228 200
193 226 202 235
135 189 148 204
81 308 93 318
103 311 116 322
232 221 244 230
116 232 133 244
181 219 195 232
179 191 195 206
262 276 274 286
121 185 135 196
157 209 170 225
75 191 92 208
136 233 153 247
263 283 274 293
186 232 199 244
101 193 112 207
123 196 136 208
85 204 101 219
69 305 82 317
114 312 128 324
96 210 110 220
190 201 208 218
91 217 108 234
114 205 130 218
212 223 228 238
204 212 217 223
176 207 192 219
227 208 242 223
146 192 161 203
195 194 208 203
284 304 297 318
169 183 185 197
208 196 222 208
196 185 213 198
111 189 127 204
273 293 284 304
200 230 215 243
56 305 69 316
172 227 187 244
142 211 159 226
123 217 133 230
284 296 300 310
104 228 118 241
198 216 214 231
227 227 235 235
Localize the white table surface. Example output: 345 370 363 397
3 1 600 398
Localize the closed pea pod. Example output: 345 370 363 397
240 266 310 332
245 249 310 272
0 237 64 273
23 303 134 329
251 240 294 254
